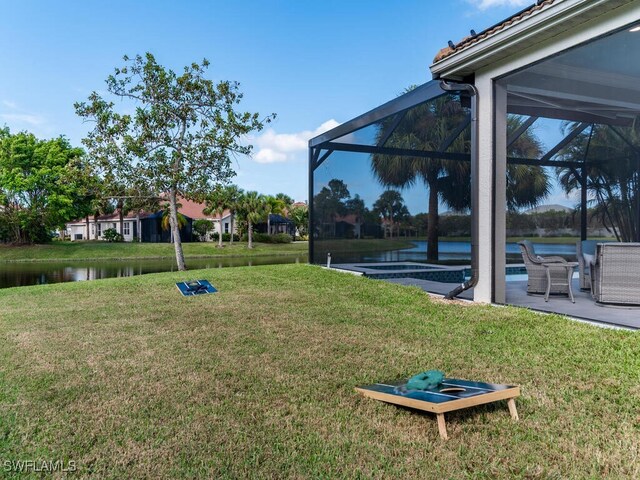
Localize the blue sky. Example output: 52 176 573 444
1 0 554 208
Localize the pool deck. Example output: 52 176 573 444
332 263 640 330
384 277 639 329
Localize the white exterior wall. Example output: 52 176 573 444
67 220 137 241
211 215 237 240
68 224 88 241
439 1 640 303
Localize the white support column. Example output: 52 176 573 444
494 81 508 304
473 73 495 303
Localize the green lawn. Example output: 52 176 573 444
0 241 307 262
0 265 638 478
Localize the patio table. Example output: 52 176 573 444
543 261 578 303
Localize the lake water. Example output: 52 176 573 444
0 240 577 289
0 255 307 289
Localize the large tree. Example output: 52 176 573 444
0 129 88 244
313 179 351 237
345 194 366 239
75 53 273 270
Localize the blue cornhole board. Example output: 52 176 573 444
176 279 217 296
355 378 520 439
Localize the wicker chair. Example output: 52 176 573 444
518 240 576 301
591 243 640 305
577 240 599 290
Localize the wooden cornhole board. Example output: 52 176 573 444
355 378 520 439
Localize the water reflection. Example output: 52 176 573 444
1 241 579 289
0 256 307 289
329 240 577 264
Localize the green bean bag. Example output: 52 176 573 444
406 370 445 390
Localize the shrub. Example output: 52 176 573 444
193 219 214 242
242 232 292 243
211 232 240 242
103 228 124 242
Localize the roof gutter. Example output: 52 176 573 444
430 0 619 80
440 80 479 300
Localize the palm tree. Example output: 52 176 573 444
90 198 114 240
373 190 407 238
225 185 243 245
372 90 471 260
275 193 294 209
241 191 266 249
205 186 232 248
264 195 286 235
161 203 187 243
345 195 366 239
289 204 308 241
556 122 640 241
372 92 549 260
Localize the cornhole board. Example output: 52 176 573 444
355 378 519 440
176 279 217 296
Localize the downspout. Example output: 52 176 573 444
440 80 479 300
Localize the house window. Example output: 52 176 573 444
224 222 229 233
123 222 130 235
97 224 102 236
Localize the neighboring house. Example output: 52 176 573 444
139 212 193 243
65 196 232 242
310 0 640 313
177 197 236 240
255 214 296 237
65 210 193 243
66 212 140 242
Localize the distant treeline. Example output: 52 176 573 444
436 209 609 238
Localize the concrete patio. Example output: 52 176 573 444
332 262 640 330
384 276 640 330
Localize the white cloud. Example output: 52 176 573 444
468 0 530 11
0 113 45 126
254 148 287 163
0 100 47 130
251 119 340 164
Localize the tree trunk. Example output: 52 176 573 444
168 188 187 271
119 207 124 238
85 216 90 240
230 213 234 244
218 213 223 248
427 179 439 261
248 220 254 249
94 214 99 240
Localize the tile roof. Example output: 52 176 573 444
172 197 231 220
67 210 141 225
433 0 556 63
